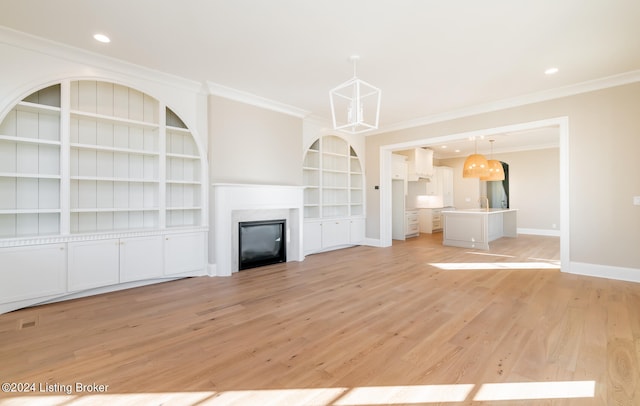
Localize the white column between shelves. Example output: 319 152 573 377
318 136 324 219
158 104 167 229
59 80 71 235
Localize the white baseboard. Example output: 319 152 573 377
518 228 561 237
208 263 217 277
568 261 640 284
363 238 384 247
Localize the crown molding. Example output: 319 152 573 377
0 26 205 95
374 69 640 135
206 81 310 119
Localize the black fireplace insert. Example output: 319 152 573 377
238 219 286 270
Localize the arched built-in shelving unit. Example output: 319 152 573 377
0 80 208 314
303 135 365 254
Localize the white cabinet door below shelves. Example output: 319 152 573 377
68 239 120 291
164 232 206 276
303 221 322 254
349 218 365 244
321 220 350 248
0 244 66 303
120 235 164 283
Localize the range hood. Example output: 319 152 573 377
403 148 434 181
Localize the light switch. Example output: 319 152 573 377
634 196 640 206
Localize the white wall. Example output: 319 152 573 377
208 95 303 186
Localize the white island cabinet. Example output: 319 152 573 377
442 208 517 250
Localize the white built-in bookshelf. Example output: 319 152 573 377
0 80 208 314
0 85 62 238
303 135 365 254
303 135 364 219
165 110 202 228
0 81 204 238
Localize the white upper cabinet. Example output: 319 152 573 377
404 148 434 181
391 153 407 180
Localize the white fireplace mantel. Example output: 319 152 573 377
211 183 304 276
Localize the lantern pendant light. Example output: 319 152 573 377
480 139 505 181
462 137 489 178
329 55 381 135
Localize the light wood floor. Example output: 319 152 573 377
1 233 639 405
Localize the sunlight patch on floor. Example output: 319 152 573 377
474 380 596 401
332 384 473 404
0 381 595 405
466 251 516 258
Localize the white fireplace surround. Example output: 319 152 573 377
211 184 304 276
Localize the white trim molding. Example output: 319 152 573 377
207 81 310 118
517 228 561 237
0 26 204 95
568 262 640 284
363 238 384 248
375 69 640 134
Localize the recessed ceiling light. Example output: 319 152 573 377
545 67 559 75
441 145 447 149
93 33 111 43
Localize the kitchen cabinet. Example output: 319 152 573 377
392 153 408 180
405 210 419 238
392 153 408 196
418 208 443 233
442 208 517 250
440 166 454 207
402 148 434 181
411 166 454 207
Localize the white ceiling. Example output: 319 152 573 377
1 0 639 145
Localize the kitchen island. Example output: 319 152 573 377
442 208 517 250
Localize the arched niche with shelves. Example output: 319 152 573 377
0 80 208 314
302 134 365 254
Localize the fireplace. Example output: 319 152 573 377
211 183 304 276
238 219 286 270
